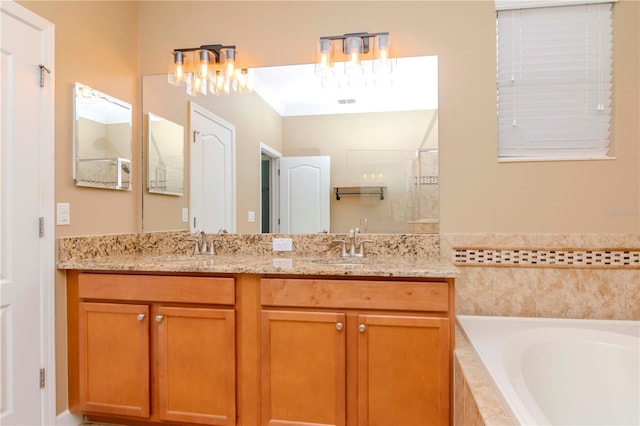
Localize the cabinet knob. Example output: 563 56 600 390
358 324 366 333
336 322 344 331
155 315 164 322
136 314 145 321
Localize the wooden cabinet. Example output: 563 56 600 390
260 278 453 426
356 314 449 425
67 271 454 426
261 310 347 426
69 272 236 425
78 302 150 418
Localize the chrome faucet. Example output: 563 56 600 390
334 228 373 258
188 230 214 255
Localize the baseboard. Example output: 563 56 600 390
56 409 82 426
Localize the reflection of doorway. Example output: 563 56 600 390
189 102 236 233
260 143 281 233
280 156 331 234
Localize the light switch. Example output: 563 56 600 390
182 207 189 223
56 203 70 225
248 211 256 223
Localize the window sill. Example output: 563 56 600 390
498 155 616 163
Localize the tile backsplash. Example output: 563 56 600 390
442 233 640 320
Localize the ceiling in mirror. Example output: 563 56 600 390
250 56 438 116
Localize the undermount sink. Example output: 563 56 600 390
312 257 369 266
143 254 211 262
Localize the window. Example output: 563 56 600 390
496 2 613 159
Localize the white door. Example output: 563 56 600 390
189 102 236 233
279 156 330 233
1 2 55 425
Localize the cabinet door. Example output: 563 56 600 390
357 315 450 426
261 310 346 426
78 302 150 418
156 306 236 425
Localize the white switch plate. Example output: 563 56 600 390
56 203 70 225
272 237 293 252
182 207 189 223
248 211 256 223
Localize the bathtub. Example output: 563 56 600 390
456 315 640 426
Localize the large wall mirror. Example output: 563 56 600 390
74 82 132 190
142 56 438 234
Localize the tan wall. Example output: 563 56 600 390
139 0 640 234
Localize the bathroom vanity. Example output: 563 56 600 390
62 254 456 426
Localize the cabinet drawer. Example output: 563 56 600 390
78 273 235 305
261 278 448 312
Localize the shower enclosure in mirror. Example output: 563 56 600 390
73 82 132 190
147 113 185 196
141 56 439 234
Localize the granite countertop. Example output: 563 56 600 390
57 253 458 279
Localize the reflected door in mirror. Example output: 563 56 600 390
280 156 330 233
189 102 236 233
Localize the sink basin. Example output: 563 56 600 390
312 257 369 266
143 254 211 262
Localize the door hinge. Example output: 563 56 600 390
277 169 280 176
277 218 280 225
39 217 44 238
40 368 45 388
193 217 197 228
39 65 51 88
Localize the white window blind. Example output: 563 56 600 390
497 3 613 159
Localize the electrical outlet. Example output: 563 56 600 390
248 211 256 223
182 207 189 223
272 237 293 252
56 203 70 225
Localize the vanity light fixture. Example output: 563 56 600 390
315 32 392 86
168 44 251 95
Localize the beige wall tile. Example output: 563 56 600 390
581 269 637 319
494 268 537 317
536 269 582 318
463 380 485 426
454 356 465 426
626 270 640 320
455 266 496 316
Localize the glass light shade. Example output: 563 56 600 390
315 38 334 77
210 70 229 95
168 51 191 85
196 49 213 79
373 34 392 74
344 36 364 78
234 69 251 93
224 48 236 77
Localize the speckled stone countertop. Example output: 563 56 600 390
57 231 456 278
57 253 458 279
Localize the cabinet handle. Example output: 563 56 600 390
358 324 366 333
155 315 164 322
137 314 145 321
336 322 344 331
